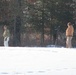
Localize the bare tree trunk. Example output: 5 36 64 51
13 16 21 46
41 0 44 47
12 0 23 46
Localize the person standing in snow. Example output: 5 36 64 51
3 25 10 47
66 22 74 48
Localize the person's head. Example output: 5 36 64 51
4 25 7 30
67 22 72 26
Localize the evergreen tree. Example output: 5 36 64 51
22 0 75 46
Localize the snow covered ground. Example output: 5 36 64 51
0 47 76 75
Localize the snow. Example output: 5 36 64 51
0 47 76 75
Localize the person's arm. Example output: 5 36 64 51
3 31 6 38
66 28 69 36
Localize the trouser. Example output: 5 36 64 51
4 37 9 47
66 36 72 48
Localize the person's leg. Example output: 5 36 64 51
66 37 71 48
6 37 9 46
4 37 9 47
66 37 69 48
4 40 8 47
4 37 6 46
69 37 72 48
67 37 72 48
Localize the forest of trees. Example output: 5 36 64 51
0 0 76 47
